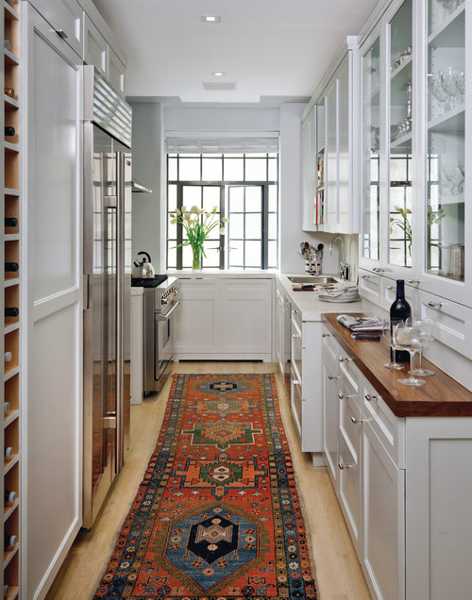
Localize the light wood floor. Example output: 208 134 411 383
47 363 370 600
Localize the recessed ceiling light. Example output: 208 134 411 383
212 71 225 78
201 15 221 23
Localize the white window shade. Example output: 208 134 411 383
166 136 279 154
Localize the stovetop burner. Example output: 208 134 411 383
131 274 168 288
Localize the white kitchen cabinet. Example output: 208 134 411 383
275 286 285 375
362 422 405 600
109 47 126 95
322 333 340 481
302 37 359 235
29 0 83 56
130 289 143 405
301 106 316 231
174 276 272 360
83 14 107 77
24 5 83 596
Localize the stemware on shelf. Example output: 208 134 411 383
393 320 426 386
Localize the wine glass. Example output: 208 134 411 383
393 320 426 387
409 319 435 377
384 327 406 370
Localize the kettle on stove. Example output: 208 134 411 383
133 251 156 278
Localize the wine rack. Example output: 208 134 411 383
2 0 21 598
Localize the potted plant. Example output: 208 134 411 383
171 206 226 270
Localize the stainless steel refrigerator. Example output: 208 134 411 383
82 67 133 528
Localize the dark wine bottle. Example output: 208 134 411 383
390 279 411 363
5 262 19 272
5 307 19 318
4 126 15 137
5 217 18 228
5 490 17 504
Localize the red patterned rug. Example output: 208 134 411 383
95 374 317 599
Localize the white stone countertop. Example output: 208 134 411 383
277 273 364 322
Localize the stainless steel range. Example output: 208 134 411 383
140 276 180 395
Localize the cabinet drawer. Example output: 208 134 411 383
84 15 108 76
419 291 472 360
362 380 405 468
359 270 382 306
30 0 82 56
338 429 362 550
321 327 342 363
109 48 126 95
339 375 362 460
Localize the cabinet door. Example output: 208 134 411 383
387 0 415 273
360 30 383 268
337 54 355 233
362 423 405 600
325 80 339 231
109 48 126 95
302 107 316 231
338 430 362 552
29 0 82 56
84 15 108 77
25 6 83 597
421 0 471 307
322 349 339 483
173 279 218 355
275 288 284 374
218 279 272 356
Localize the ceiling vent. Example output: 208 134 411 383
203 81 237 91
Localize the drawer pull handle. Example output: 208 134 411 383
427 301 443 310
361 275 371 280
372 267 385 273
387 285 395 291
338 356 351 363
322 333 331 338
364 393 377 402
350 416 371 425
338 461 353 470
408 279 420 286
292 379 301 387
56 29 68 40
338 392 360 400
327 375 338 382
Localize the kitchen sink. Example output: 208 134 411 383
288 275 338 285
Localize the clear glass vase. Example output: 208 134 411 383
191 246 202 270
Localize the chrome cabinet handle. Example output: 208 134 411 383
351 416 371 424
387 285 395 291
322 333 331 338
156 301 181 321
338 356 351 363
361 274 371 280
56 29 68 40
364 393 377 402
327 375 338 382
338 461 353 470
292 379 302 387
372 267 385 273
339 392 360 400
408 279 420 286
427 301 443 310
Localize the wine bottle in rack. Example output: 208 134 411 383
5 534 17 550
5 217 18 228
5 307 19 318
5 447 13 460
5 261 19 273
4 126 15 137
5 490 17 504
4 351 12 363
390 279 411 363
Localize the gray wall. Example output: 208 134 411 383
131 102 163 267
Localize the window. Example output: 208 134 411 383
167 152 278 270
389 153 413 268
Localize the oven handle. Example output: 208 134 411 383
155 300 181 321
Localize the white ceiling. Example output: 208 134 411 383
94 0 378 103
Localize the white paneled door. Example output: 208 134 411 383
25 6 82 598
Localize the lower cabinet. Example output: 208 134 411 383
322 324 472 599
174 276 273 360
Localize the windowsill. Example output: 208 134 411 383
167 268 278 277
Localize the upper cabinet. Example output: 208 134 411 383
302 37 360 234
29 0 127 96
358 0 471 307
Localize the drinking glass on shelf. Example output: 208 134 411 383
393 320 426 387
409 319 435 377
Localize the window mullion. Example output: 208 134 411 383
262 184 269 269
177 183 183 270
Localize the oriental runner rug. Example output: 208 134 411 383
95 374 317 599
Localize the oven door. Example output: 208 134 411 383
154 301 180 387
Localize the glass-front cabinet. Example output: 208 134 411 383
359 0 471 307
361 32 382 267
425 0 468 298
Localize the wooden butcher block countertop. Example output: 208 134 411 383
322 313 472 418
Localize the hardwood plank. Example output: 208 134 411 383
47 362 370 600
322 313 472 417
